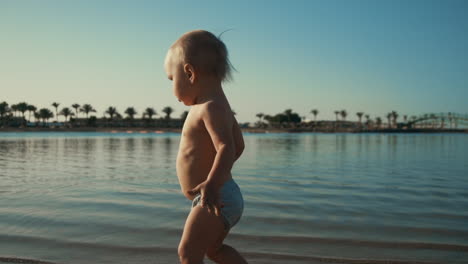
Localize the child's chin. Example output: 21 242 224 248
182 99 195 106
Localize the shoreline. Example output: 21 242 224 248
0 127 183 133
242 128 468 134
0 127 466 134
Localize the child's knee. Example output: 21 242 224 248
178 242 202 263
206 244 223 262
178 243 188 260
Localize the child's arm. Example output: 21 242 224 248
188 102 235 216
232 116 245 161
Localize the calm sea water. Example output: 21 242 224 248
0 132 467 264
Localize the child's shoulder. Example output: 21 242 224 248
200 99 231 115
197 100 233 127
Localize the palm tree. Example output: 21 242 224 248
391 111 398 128
38 108 54 126
386 113 392 128
52 102 60 122
0 102 10 125
72 104 80 118
11 104 18 117
59 107 74 122
125 107 137 119
33 111 41 125
334 111 340 121
162 106 174 120
340 110 347 121
105 106 118 120
0 102 9 115
16 102 29 124
311 109 319 121
144 107 156 120
80 104 96 119
27 104 37 123
376 117 382 129
256 113 264 122
356 112 364 125
284 109 293 123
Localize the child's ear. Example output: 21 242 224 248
183 63 196 83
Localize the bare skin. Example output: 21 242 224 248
165 37 247 264
177 98 238 202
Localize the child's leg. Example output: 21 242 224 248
206 230 248 264
178 205 226 264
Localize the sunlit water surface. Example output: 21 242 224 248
0 132 467 264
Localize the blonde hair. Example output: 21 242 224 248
171 30 234 82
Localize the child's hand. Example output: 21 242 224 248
188 181 224 216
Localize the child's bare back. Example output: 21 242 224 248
164 30 248 264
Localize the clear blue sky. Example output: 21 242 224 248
1 0 467 122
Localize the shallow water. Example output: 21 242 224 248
0 132 467 264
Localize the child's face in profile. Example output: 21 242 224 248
164 48 196 106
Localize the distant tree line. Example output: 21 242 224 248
254 109 462 130
0 100 463 130
0 101 189 128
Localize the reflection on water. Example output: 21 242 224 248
0 132 467 264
